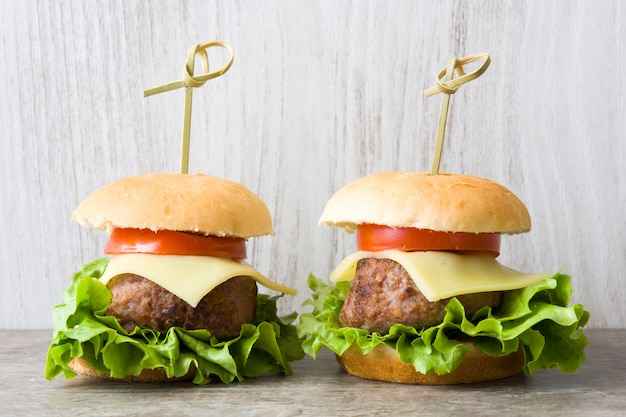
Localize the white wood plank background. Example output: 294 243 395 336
1 1 624 329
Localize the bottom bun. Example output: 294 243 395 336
70 357 196 383
336 343 524 384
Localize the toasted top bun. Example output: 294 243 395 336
319 172 530 234
73 173 273 238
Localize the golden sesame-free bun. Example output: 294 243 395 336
70 358 195 383
319 172 530 234
72 173 273 238
336 343 524 385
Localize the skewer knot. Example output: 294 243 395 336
424 53 491 98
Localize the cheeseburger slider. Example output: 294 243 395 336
298 172 589 384
46 173 304 383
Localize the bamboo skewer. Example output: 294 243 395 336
424 53 491 176
144 41 234 173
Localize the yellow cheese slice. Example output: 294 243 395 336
329 250 548 302
99 253 297 307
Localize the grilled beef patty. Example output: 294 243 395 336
339 257 501 333
105 274 257 340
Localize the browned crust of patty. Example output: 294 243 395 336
106 274 257 340
339 258 502 333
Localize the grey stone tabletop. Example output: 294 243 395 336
1 329 624 416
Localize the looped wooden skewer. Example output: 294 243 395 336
144 41 234 173
424 53 490 175
144 41 234 96
424 53 490 97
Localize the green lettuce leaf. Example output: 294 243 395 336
297 272 589 376
46 258 305 384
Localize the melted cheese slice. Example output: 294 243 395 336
329 250 548 302
99 254 297 307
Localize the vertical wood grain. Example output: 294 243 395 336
1 0 624 329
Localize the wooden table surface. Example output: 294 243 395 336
2 329 624 416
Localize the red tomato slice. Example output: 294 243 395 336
104 228 247 259
356 224 501 256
